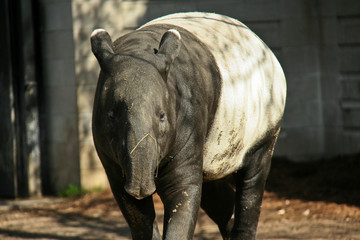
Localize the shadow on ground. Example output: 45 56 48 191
266 153 360 206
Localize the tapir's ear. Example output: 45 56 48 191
156 29 181 80
90 29 115 71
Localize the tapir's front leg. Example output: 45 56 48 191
156 154 203 239
99 152 161 240
162 184 202 239
115 190 160 239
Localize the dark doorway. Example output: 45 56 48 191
0 0 43 198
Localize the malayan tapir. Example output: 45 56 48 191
91 12 286 240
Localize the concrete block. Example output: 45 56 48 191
322 100 343 127
48 139 79 170
121 1 153 28
338 16 360 45
319 18 339 46
280 0 304 19
274 126 325 160
283 70 324 128
120 0 279 27
342 107 360 128
77 84 96 114
281 46 320 74
43 1 73 31
336 0 360 17
43 59 76 87
48 115 79 143
339 45 360 72
320 73 341 101
286 72 321 101
246 21 281 48
48 141 80 192
341 130 360 154
75 57 99 86
321 74 341 105
141 1 255 24
78 112 93 144
45 86 77 116
281 18 321 47
42 30 75 60
280 0 336 19
319 46 339 74
79 142 101 171
280 0 315 19
72 28 92 61
50 168 81 193
243 0 280 21
341 78 360 100
195 1 246 20
283 98 322 128
79 140 108 189
318 0 337 17
321 127 347 156
81 168 109 189
72 0 123 30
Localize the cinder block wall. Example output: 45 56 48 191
39 0 80 193
275 0 360 160
39 0 360 191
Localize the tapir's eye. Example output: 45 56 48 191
108 111 115 121
159 111 166 122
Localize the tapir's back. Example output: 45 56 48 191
141 12 286 179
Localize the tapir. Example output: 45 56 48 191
91 12 286 240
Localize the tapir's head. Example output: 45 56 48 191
91 29 181 199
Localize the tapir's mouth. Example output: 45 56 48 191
124 178 156 200
122 152 158 199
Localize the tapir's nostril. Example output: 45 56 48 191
124 182 156 200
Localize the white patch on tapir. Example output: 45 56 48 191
167 29 181 40
91 28 106 37
141 12 286 180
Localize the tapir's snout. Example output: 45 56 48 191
123 131 159 200
124 178 156 200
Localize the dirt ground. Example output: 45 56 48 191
1 156 360 240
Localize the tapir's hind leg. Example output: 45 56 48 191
201 179 235 239
231 133 278 240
